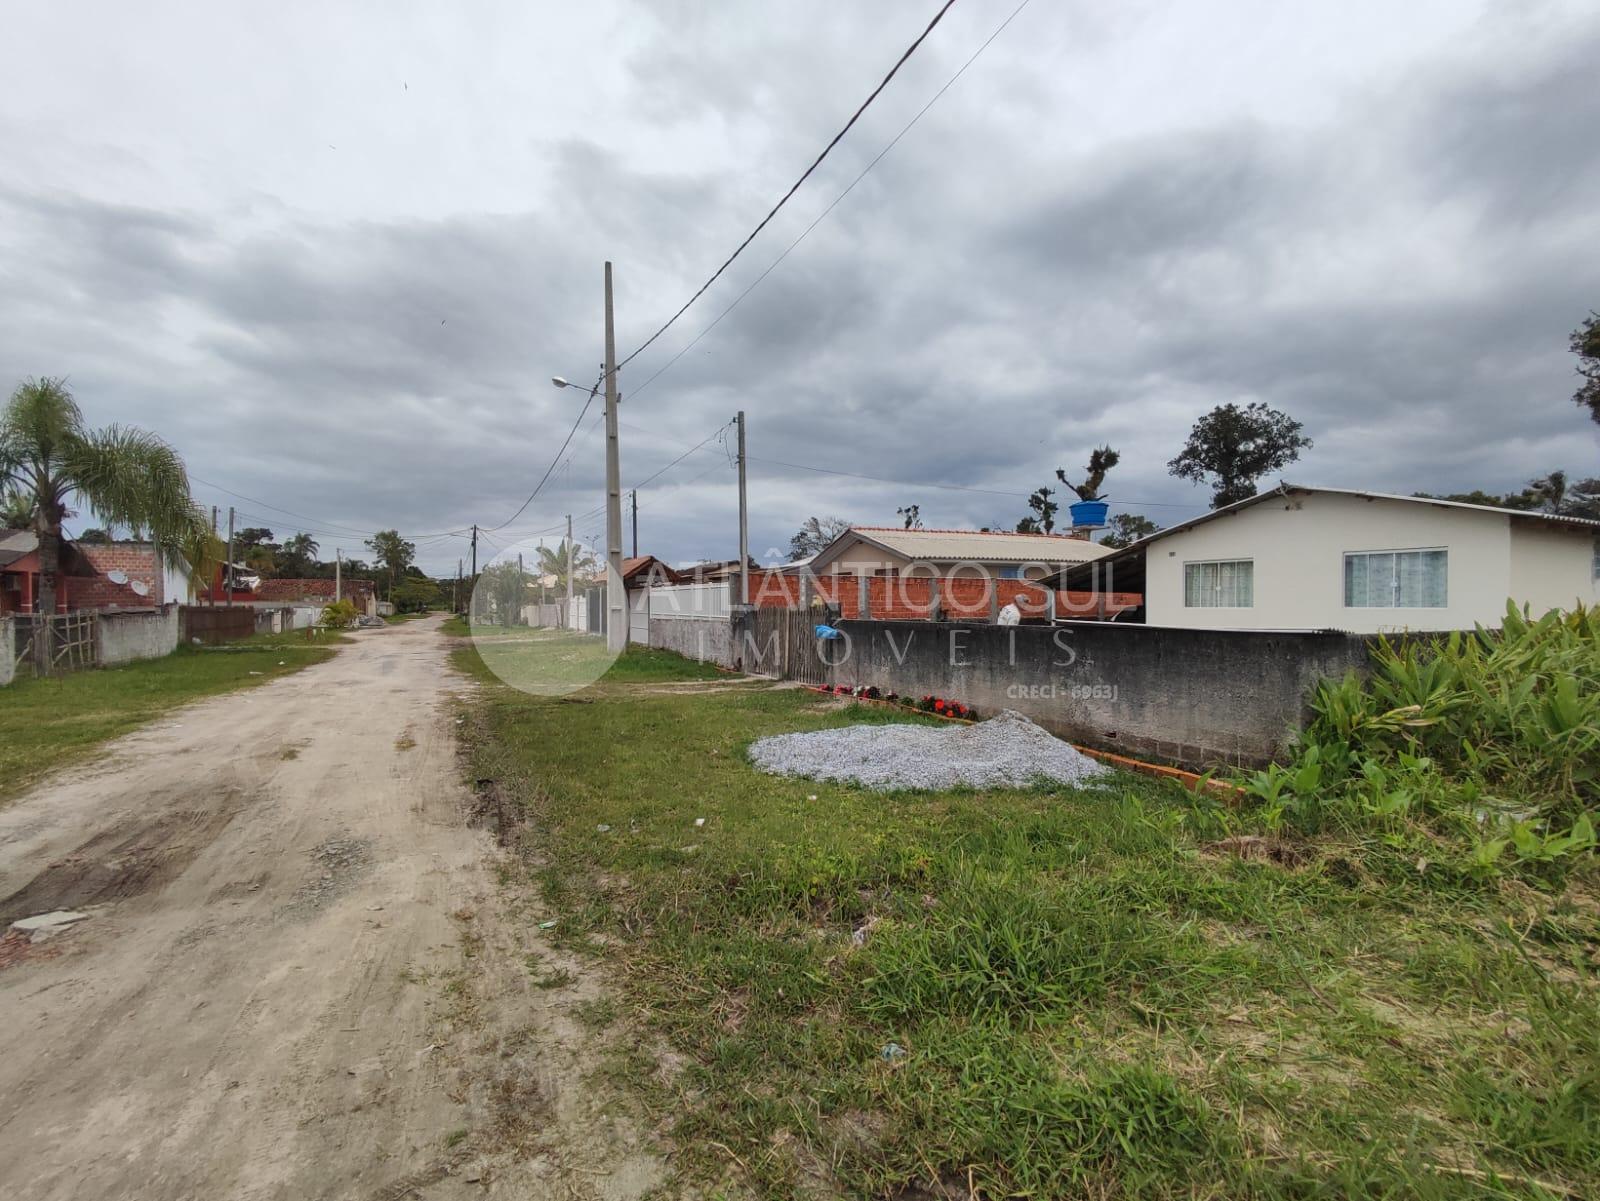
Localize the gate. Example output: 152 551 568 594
742 607 829 686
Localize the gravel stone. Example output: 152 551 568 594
748 710 1109 791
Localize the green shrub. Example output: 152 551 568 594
1243 603 1600 881
321 598 359 629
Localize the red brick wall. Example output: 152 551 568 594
744 569 1140 621
78 544 161 607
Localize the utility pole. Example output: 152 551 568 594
565 514 574 630
516 552 524 626
603 262 626 652
469 524 478 621
226 506 235 608
736 409 749 605
335 549 342 603
630 489 638 559
456 558 462 613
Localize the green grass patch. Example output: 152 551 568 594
0 638 335 804
455 636 1600 1199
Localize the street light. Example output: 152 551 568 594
550 262 626 654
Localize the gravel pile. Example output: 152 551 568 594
748 710 1109 791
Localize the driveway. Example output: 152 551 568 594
0 617 503 1199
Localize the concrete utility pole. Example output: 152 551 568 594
630 489 638 559
736 409 749 605
564 514 574 630
456 558 462 613
226 507 235 608
335 549 342 603
516 552 524 626
602 262 626 653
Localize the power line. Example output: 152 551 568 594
614 0 959 377
482 372 603 532
627 0 1034 403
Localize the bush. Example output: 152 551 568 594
1241 603 1600 881
321 598 359 629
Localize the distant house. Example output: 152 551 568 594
810 526 1112 581
254 577 378 616
1053 484 1600 632
0 533 188 613
620 555 681 588
677 557 759 582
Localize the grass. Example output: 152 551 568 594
0 637 336 805
454 637 1600 1199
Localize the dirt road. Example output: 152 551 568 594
0 617 664 1201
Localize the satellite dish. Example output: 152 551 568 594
130 580 150 597
107 569 129 584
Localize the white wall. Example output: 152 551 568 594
1509 523 1599 614
1143 492 1592 633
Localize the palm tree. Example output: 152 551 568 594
536 541 597 592
0 377 205 667
279 532 320 576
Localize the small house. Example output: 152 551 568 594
1054 484 1600 632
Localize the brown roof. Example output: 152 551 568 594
256 578 376 603
621 556 681 585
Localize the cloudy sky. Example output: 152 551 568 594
3 0 1597 575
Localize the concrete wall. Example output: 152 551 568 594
0 615 13 687
816 618 1376 769
649 614 735 668
1143 491 1532 633
97 606 180 666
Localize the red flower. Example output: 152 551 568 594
934 700 945 712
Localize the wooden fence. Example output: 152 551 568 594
179 605 256 645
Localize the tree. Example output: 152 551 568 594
277 532 320 576
1016 487 1059 534
1100 513 1161 549
1573 311 1600 425
1 488 33 529
477 562 524 627
364 529 415 600
0 377 206 668
76 527 112 544
1167 402 1312 508
1055 446 1120 502
244 544 277 577
788 515 850 561
897 504 923 530
393 574 442 613
536 541 598 593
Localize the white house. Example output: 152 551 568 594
1056 485 1599 633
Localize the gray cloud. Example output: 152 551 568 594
0 1 1597 574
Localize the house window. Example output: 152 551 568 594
1344 549 1447 608
996 565 1021 579
1184 559 1253 607
1593 536 1599 580
873 567 899 578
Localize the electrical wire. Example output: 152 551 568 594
626 0 1033 403
481 371 604 532
614 0 959 377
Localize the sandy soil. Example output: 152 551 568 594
0 616 667 1201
